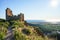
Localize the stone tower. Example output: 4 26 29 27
6 8 13 20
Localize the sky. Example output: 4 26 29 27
0 0 60 22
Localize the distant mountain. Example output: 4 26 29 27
26 20 46 23
26 20 60 24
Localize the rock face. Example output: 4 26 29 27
6 8 24 21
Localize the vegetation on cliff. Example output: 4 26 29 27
0 19 48 40
0 19 9 40
10 20 48 40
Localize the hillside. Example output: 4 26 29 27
28 21 60 33
0 19 48 40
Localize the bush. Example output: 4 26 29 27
22 28 31 35
12 20 24 28
0 20 8 40
13 29 26 40
0 31 6 40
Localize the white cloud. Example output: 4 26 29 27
50 0 59 8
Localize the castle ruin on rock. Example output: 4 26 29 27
6 8 24 21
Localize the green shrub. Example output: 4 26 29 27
12 21 24 28
22 28 31 35
0 31 6 40
14 29 26 40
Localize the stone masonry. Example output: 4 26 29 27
6 8 24 21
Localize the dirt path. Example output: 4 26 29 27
4 26 14 40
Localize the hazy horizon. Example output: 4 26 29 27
0 0 60 22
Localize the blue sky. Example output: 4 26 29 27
0 0 60 22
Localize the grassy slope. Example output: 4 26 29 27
0 19 48 40
0 19 9 40
11 20 48 40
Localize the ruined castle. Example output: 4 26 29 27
6 8 24 21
